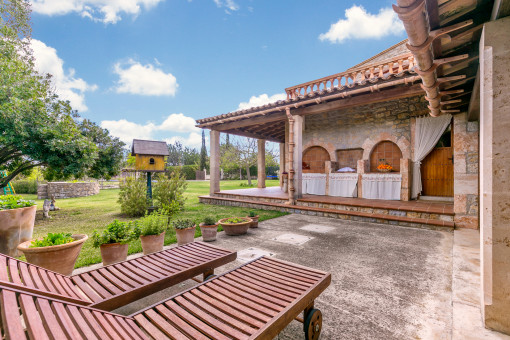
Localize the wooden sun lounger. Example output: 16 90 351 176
0 242 236 311
0 256 330 340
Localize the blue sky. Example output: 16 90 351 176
29 0 406 149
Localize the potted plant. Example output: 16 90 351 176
92 219 136 266
246 211 259 228
172 219 196 246
17 233 88 275
0 195 37 257
199 216 218 242
218 217 252 236
134 212 168 255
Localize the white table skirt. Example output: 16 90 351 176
302 173 327 195
329 173 358 197
362 173 402 200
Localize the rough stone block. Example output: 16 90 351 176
455 215 479 229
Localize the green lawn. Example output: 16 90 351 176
20 180 286 268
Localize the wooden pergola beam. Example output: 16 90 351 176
219 128 284 143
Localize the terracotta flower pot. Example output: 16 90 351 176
199 223 218 242
100 243 129 266
247 215 259 228
140 231 165 255
218 217 252 236
0 205 37 257
17 234 87 276
176 226 196 246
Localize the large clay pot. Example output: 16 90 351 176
199 223 218 242
175 226 196 246
218 217 252 236
17 234 87 276
140 231 165 255
247 215 259 228
0 205 37 257
100 243 129 266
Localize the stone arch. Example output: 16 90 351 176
369 141 403 172
302 146 331 173
362 132 411 160
302 140 336 161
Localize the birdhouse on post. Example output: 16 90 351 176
131 139 169 201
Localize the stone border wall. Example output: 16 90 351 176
37 182 99 199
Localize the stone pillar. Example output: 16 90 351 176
209 130 220 196
293 115 304 198
279 143 285 188
357 159 369 198
480 16 510 334
257 139 266 189
400 158 411 201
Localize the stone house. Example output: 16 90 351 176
197 0 510 334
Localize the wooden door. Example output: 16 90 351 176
421 125 454 197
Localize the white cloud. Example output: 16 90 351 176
30 0 164 24
165 132 203 149
100 113 199 146
213 0 239 12
113 59 178 96
31 39 97 112
319 5 404 44
237 93 287 110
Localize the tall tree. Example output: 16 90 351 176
199 130 207 171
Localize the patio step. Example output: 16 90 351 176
199 195 455 231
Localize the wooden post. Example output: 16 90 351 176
257 139 266 188
210 130 220 196
285 108 295 204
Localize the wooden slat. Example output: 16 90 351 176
18 262 35 288
106 266 140 288
89 270 124 295
122 262 159 281
29 267 46 291
67 305 100 340
125 318 151 340
8 259 22 285
80 273 113 299
155 304 210 340
1 290 27 340
36 298 68 339
212 278 287 309
92 310 123 339
80 308 113 340
104 313 133 340
244 264 315 287
52 301 85 339
98 268 131 291
0 256 8 281
143 309 189 340
19 293 50 340
113 263 150 284
71 276 102 303
134 314 171 340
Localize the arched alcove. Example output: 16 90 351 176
369 141 402 172
302 146 330 173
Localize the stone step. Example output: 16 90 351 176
199 195 455 231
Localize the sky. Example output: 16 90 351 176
29 0 407 149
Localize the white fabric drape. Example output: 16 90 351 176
302 173 327 195
362 174 402 200
329 173 358 197
412 114 452 199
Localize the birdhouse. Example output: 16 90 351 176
131 139 169 172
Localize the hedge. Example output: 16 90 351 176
167 165 197 180
11 179 39 194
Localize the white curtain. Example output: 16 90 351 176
412 114 452 199
302 173 327 195
362 174 402 200
329 173 358 197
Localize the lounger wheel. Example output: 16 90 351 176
304 308 322 340
205 274 217 281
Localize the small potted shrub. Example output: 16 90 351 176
218 217 252 236
172 219 196 246
17 233 88 275
92 219 136 265
0 195 37 257
246 211 259 228
135 212 168 255
199 216 218 242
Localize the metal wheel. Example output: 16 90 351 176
304 309 322 340
205 274 217 281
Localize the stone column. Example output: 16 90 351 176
293 115 303 198
480 16 510 334
257 139 266 189
209 130 220 196
279 143 285 188
400 158 411 201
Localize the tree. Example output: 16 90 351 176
199 130 207 171
167 141 199 166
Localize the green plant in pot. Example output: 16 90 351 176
134 211 168 255
92 219 136 265
218 216 252 236
17 232 88 275
172 218 196 246
246 210 260 228
0 195 37 257
199 216 218 242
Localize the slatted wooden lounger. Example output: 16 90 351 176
0 256 331 340
0 242 236 311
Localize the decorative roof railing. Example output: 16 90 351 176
284 53 416 100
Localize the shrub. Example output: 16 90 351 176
118 176 148 217
166 165 196 180
0 195 35 210
203 216 216 226
134 211 168 237
92 219 137 247
172 218 195 230
11 179 38 194
248 211 257 217
30 233 74 248
153 171 187 211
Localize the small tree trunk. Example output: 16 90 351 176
239 168 242 180
246 165 252 186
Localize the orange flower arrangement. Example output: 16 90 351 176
377 163 393 170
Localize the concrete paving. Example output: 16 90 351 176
75 215 509 339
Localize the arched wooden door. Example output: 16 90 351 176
421 123 454 197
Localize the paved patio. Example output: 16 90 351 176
77 215 509 339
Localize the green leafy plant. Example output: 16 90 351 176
30 232 74 248
11 179 39 194
222 217 248 224
172 218 195 230
248 211 257 217
118 176 148 217
134 211 168 237
153 171 187 210
203 216 216 226
92 219 136 247
0 195 35 210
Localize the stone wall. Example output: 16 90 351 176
37 182 100 199
453 112 479 229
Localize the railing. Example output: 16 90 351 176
285 53 415 100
